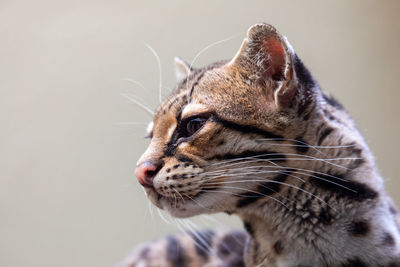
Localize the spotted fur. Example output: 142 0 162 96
122 23 400 266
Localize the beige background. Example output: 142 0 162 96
1 0 399 266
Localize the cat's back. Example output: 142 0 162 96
119 230 248 267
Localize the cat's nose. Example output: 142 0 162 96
135 160 163 188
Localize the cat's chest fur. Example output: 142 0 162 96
122 23 400 267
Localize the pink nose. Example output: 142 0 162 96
135 161 163 188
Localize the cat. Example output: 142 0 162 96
120 23 400 266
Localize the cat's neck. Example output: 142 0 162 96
234 119 392 266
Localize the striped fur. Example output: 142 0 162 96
123 23 400 266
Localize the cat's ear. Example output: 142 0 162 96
174 57 192 82
228 23 299 108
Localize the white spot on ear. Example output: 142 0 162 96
274 81 284 106
283 36 295 55
181 103 209 118
174 57 191 82
146 121 153 135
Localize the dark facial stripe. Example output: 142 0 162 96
189 230 214 261
318 127 334 145
164 108 184 157
176 155 194 163
251 238 259 266
323 93 344 110
166 236 188 267
388 260 400 267
212 116 283 140
166 112 282 157
206 149 286 162
187 70 207 101
236 170 292 208
272 240 284 255
294 137 309 153
187 61 226 103
348 221 370 236
294 55 315 89
309 171 378 201
382 232 395 247
243 221 255 237
341 258 368 267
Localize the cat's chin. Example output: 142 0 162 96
144 187 216 218
162 204 204 218
159 194 210 218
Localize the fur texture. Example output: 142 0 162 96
123 23 400 267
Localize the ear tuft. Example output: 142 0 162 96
245 23 291 82
174 57 192 82
228 23 307 109
246 23 279 41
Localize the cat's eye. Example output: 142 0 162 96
175 113 212 143
185 118 207 137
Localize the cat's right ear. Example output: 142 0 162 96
227 23 301 109
174 57 192 82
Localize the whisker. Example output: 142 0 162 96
156 209 172 225
256 138 357 149
210 185 288 208
115 121 148 125
186 34 238 102
189 35 238 71
175 220 210 255
172 188 186 203
143 42 163 103
255 138 325 155
203 179 333 210
208 154 358 170
182 193 212 211
201 169 305 183
148 201 154 221
121 78 146 90
196 188 288 209
121 93 154 115
181 220 213 252
201 168 356 194
201 164 350 183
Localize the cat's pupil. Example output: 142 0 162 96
185 118 206 137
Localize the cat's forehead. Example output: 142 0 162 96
155 63 272 123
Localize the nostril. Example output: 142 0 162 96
145 170 157 178
135 160 164 188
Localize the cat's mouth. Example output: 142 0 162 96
143 186 209 218
144 186 192 208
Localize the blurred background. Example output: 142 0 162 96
1 0 399 266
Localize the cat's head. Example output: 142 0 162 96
135 23 322 218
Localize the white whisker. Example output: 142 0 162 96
197 188 288 209
185 35 238 102
182 193 212 211
203 179 333 210
115 121 148 125
175 220 210 254
143 42 163 103
121 93 154 115
157 209 172 225
173 188 186 203
189 35 238 71
121 78 146 90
